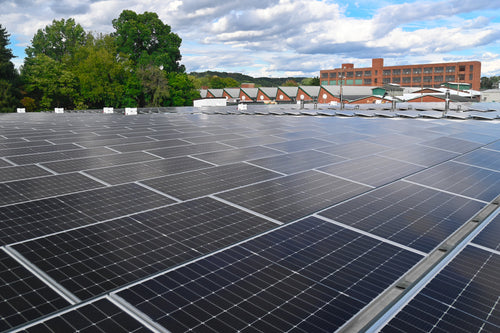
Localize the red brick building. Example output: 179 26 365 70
320 58 481 90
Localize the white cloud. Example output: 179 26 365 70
2 0 500 76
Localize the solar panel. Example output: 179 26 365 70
319 181 485 253
0 249 70 331
380 245 500 333
317 140 390 159
265 138 333 153
249 149 347 174
419 136 484 153
1 110 500 332
140 163 281 200
378 144 459 167
84 156 213 185
454 148 500 172
0 165 52 182
12 197 275 299
319 155 424 187
193 145 282 165
1 173 105 205
216 170 371 223
116 216 423 333
4 147 116 165
20 298 153 332
406 161 500 202
472 213 500 251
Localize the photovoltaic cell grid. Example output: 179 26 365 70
116 217 423 333
319 181 486 253
19 298 153 333
0 111 499 332
0 250 70 332
216 170 371 223
381 246 500 333
12 197 275 300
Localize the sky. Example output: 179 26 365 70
1 0 500 77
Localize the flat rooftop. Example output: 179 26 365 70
1 107 500 332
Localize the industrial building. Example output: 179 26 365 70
320 58 481 90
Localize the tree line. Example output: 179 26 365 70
0 10 200 112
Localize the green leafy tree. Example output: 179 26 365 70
22 54 78 110
71 34 138 108
301 77 320 86
26 18 87 62
166 73 200 106
137 64 170 106
112 10 184 73
0 24 19 112
283 79 299 87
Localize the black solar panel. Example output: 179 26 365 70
407 161 500 202
249 149 346 174
381 246 500 333
319 181 485 252
420 136 484 153
116 217 423 332
12 197 275 299
1 110 500 332
0 165 51 182
454 148 500 172
216 170 370 223
19 298 153 332
0 250 70 331
140 163 281 200
84 156 212 185
472 214 500 251
319 155 424 187
378 144 459 167
317 140 389 159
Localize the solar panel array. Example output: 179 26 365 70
1 108 499 332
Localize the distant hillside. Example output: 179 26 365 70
189 71 308 87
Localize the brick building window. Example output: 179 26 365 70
446 75 455 81
423 76 432 83
346 71 354 77
413 68 422 74
434 67 444 73
446 66 455 73
470 65 474 71
403 68 411 75
434 75 443 82
424 67 433 74
364 78 372 84
321 72 329 78
458 74 465 81
330 72 336 78
402 77 411 83
392 77 401 84
383 78 391 84
470 74 473 80
413 77 421 83
383 70 391 76
459 65 465 71
364 71 371 76
355 71 363 77
392 69 401 75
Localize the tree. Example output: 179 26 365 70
283 79 299 87
481 76 500 90
0 24 19 112
301 77 320 86
25 18 87 62
71 34 138 108
21 54 78 110
137 64 170 106
112 10 184 73
166 73 200 106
